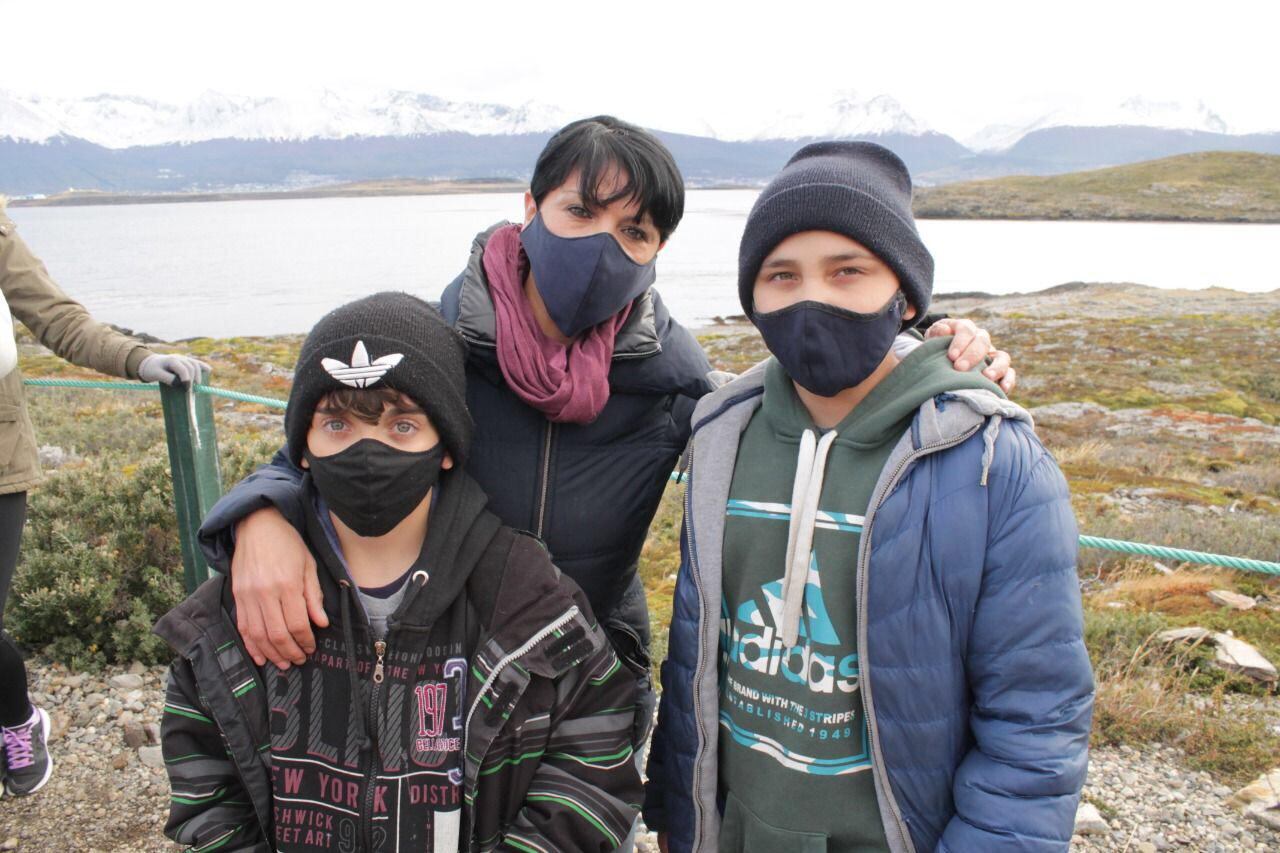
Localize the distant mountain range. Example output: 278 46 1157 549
3 89 1278 197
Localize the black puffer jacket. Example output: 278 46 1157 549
199 223 714 659
440 223 714 634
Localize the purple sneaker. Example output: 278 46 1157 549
3 707 53 796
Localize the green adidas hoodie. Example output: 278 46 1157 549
717 338 1003 852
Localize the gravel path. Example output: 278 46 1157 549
0 661 173 852
0 659 1275 851
1076 744 1280 851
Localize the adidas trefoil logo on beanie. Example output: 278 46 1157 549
321 341 405 389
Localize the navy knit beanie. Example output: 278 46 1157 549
285 292 473 466
738 141 933 324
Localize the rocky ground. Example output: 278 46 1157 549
0 662 172 852
1076 743 1280 851
0 660 1275 851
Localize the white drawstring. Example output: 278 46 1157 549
781 428 838 647
980 414 1003 487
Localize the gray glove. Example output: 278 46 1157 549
138 353 211 387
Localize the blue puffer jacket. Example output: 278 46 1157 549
643 363 1094 853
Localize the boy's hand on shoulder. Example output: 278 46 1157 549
232 507 328 668
927 317 1016 394
658 832 669 853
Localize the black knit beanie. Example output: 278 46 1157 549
285 292 472 466
738 141 933 324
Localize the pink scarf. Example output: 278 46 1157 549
483 224 632 424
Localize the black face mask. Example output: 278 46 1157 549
519 212 657 338
305 439 446 537
753 293 906 397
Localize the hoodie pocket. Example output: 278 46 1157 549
719 792 828 853
0 403 22 469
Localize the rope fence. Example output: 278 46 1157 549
24 377 1280 578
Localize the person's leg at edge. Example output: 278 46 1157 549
0 491 53 796
0 491 32 728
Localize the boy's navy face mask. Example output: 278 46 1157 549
519 212 657 338
305 439 446 537
753 292 906 398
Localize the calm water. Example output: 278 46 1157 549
9 191 1279 339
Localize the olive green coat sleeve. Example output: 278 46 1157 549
0 208 156 493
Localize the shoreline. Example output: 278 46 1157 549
6 180 761 208
10 182 1280 225
107 281 1273 344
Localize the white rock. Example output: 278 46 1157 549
1156 628 1277 682
1075 801 1111 835
109 673 144 690
1208 589 1257 611
1212 634 1278 683
1243 801 1280 830
1029 401 1108 421
1228 768 1280 811
1158 626 1213 644
37 444 78 469
138 745 165 769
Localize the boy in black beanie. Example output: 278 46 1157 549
645 143 1091 853
156 292 642 852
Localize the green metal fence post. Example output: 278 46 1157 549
160 384 223 593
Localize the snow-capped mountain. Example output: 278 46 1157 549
0 89 572 148
0 94 63 142
966 96 1231 152
700 91 928 142
4 87 1278 198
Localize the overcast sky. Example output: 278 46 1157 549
4 0 1278 139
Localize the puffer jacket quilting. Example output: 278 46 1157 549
644 367 1094 853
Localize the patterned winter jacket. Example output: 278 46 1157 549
156 470 642 852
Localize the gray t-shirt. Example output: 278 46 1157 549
358 577 411 639
312 492 426 639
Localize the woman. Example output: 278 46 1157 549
0 200 208 796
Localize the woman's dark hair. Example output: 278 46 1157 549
530 116 685 241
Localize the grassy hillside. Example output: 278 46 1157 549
11 284 1280 786
913 151 1280 222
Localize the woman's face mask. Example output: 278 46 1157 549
519 212 657 338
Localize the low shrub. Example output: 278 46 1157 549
1088 617 1280 786
9 426 282 668
10 449 183 669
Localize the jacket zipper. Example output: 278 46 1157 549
856 423 981 853
464 605 580 738
534 422 556 538
461 605 581 843
682 445 716 850
362 636 388 852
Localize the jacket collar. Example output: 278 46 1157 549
453 221 662 361
692 356 1032 445
300 467 503 633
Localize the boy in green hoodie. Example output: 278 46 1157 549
645 142 1091 852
